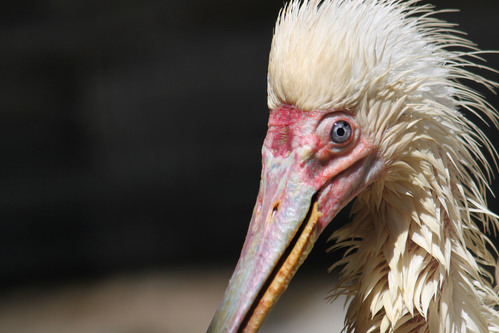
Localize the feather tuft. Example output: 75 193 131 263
269 0 499 331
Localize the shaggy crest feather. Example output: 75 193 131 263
268 0 499 332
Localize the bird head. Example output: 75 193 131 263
208 0 497 332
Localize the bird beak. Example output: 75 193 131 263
208 145 320 332
208 109 380 333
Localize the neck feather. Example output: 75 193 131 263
329 145 499 332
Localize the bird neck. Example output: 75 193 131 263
329 147 499 332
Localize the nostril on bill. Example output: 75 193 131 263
271 202 280 221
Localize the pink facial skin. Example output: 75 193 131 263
265 105 383 234
208 104 384 333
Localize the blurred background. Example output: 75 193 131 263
0 0 498 332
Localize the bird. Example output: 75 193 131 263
208 0 499 332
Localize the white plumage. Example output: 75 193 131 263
210 1 499 332
269 1 499 331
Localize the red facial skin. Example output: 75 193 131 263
265 105 380 234
208 104 383 333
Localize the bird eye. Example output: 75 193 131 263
330 120 352 144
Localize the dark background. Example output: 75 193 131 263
1 0 498 290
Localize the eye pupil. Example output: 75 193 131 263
330 120 352 144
